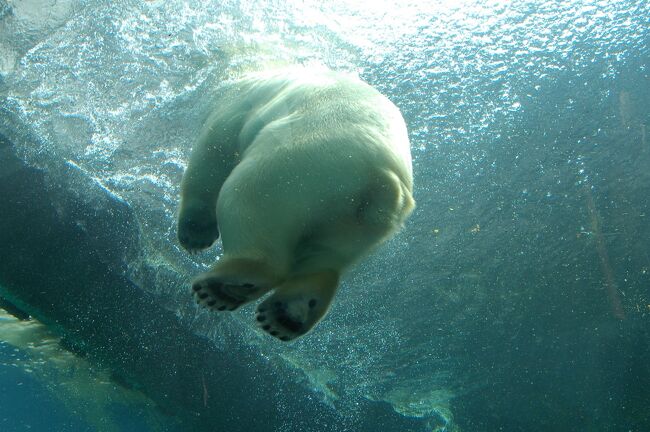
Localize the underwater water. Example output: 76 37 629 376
0 0 649 431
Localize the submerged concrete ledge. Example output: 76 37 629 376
0 135 429 432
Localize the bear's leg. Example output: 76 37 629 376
177 103 245 253
192 257 283 311
254 270 339 341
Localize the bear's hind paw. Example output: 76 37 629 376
255 300 308 341
254 271 338 342
192 275 270 312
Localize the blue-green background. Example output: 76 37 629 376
0 0 648 431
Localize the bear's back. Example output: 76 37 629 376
233 66 412 186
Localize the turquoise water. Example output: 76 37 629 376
0 350 154 432
1 0 648 431
0 343 94 432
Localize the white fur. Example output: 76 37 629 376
178 66 414 340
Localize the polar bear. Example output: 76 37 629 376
177 66 414 341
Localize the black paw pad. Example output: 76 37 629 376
277 314 304 333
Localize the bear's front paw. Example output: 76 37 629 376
178 206 219 253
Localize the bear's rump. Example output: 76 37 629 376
215 143 385 268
